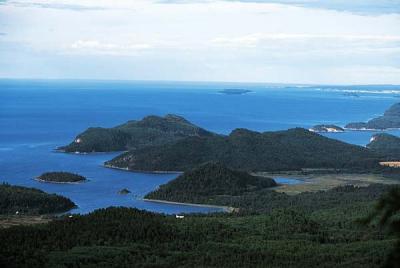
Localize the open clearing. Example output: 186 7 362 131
254 171 400 195
0 215 53 228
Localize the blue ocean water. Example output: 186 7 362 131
1 79 400 214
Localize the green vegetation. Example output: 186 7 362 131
363 186 400 267
0 183 76 215
145 162 277 203
367 133 400 159
346 103 400 130
37 172 86 183
59 114 215 153
199 184 392 214
0 184 396 267
107 128 381 172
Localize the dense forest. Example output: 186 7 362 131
0 184 397 267
37 172 86 183
0 183 76 215
145 162 277 202
107 128 381 172
367 133 400 159
59 114 215 153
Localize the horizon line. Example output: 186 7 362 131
0 77 399 87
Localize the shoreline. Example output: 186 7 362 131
142 198 236 213
34 178 87 185
103 164 183 174
53 149 128 155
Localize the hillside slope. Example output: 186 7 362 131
367 133 400 159
0 183 76 215
107 128 380 172
58 114 215 153
145 162 277 203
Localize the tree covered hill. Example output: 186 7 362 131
367 133 400 159
107 128 380 172
0 185 396 268
0 183 76 215
58 114 216 153
145 162 277 203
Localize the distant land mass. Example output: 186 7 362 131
218 89 253 95
144 162 277 204
367 133 400 159
118 188 131 195
58 114 216 153
37 172 86 184
309 125 344 133
106 127 380 172
346 103 400 130
0 183 76 215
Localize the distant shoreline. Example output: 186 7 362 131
103 164 183 174
142 198 236 213
344 127 388 131
34 178 87 185
53 149 128 155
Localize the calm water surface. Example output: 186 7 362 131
1 80 399 213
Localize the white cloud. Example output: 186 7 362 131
0 0 399 83
212 33 400 45
69 40 152 55
160 0 400 15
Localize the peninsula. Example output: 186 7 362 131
58 114 216 153
145 162 277 204
106 127 380 172
309 124 344 133
346 102 400 130
0 183 76 215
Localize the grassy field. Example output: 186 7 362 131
0 215 53 228
255 172 400 195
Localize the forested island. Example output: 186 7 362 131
0 183 76 215
58 114 215 153
145 162 277 203
37 172 86 183
106 127 381 172
346 102 400 130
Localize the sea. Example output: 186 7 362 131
1 79 400 214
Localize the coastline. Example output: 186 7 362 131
53 149 128 155
311 127 396 132
34 178 87 185
344 127 386 131
142 198 236 213
103 164 183 174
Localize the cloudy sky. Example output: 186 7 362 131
0 0 399 84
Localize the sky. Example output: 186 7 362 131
0 0 399 84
